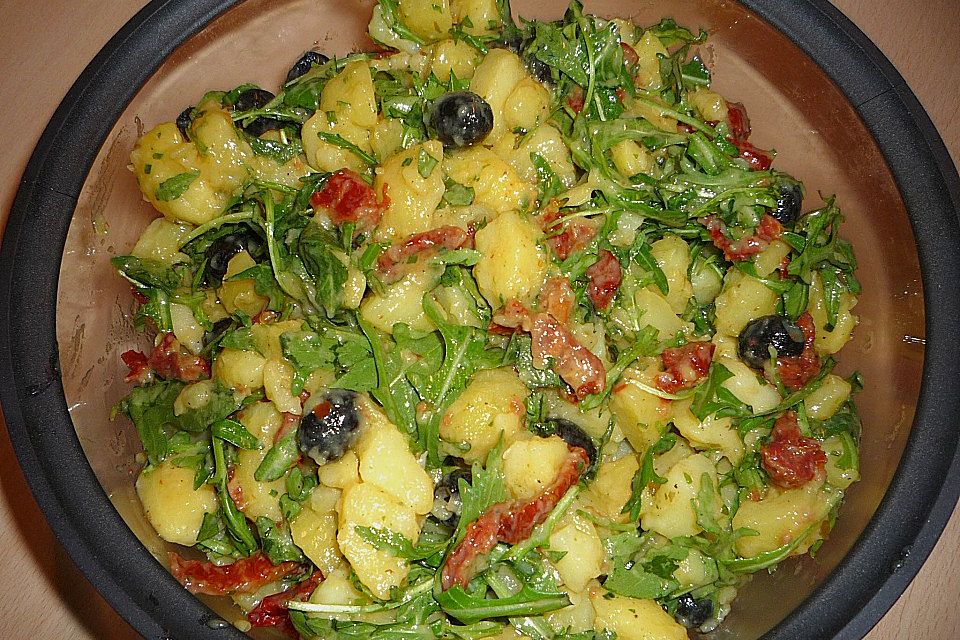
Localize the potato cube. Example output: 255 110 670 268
137 460 218 546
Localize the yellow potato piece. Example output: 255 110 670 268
137 460 217 546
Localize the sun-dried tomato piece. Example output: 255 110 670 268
122 333 210 384
539 277 576 324
776 312 821 390
656 342 716 394
529 313 606 398
377 225 471 281
248 571 322 637
704 214 783 262
585 250 622 310
440 446 589 590
761 411 827 488
168 552 303 596
310 169 385 231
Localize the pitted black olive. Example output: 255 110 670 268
432 467 471 526
286 50 330 84
298 389 361 465
674 594 713 628
771 179 803 225
205 231 264 282
176 107 194 140
534 418 598 466
233 88 282 136
492 30 524 53
738 314 805 369
525 54 552 83
234 88 275 111
430 91 494 148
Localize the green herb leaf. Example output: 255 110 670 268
155 171 200 201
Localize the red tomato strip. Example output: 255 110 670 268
377 225 471 281
121 332 210 384
776 312 821 390
761 411 827 489
656 342 716 394
585 249 622 310
538 277 576 324
440 446 590 590
168 552 303 596
528 313 606 398
704 213 783 262
310 169 385 231
248 571 323 637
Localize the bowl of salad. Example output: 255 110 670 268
2 0 958 639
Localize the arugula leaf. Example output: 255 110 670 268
256 516 306 564
211 418 260 450
443 178 476 207
117 381 185 465
316 131 379 166
436 581 569 625
623 431 676 521
155 171 200 201
255 431 299 481
505 334 563 388
453 441 507 544
176 384 243 433
298 222 349 317
689 362 751 421
210 436 257 555
111 256 184 291
603 561 678 599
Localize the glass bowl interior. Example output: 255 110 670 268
55 0 925 636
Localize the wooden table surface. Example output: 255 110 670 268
0 1 957 638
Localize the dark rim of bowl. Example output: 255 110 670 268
1 0 959 638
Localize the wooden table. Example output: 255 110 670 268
0 1 957 638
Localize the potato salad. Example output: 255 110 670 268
113 1 863 638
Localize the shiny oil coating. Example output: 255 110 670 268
0 1 957 639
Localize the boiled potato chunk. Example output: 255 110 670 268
804 374 852 420
610 364 671 452
218 251 269 318
714 270 779 336
715 355 781 414
502 435 570 501
583 454 640 519
170 302 204 355
633 288 691 340
398 0 453 41
131 218 191 264
502 77 552 132
808 273 859 355
732 480 839 558
650 235 693 314
318 451 361 490
229 447 286 521
468 48 527 143
687 87 728 122
641 453 720 539
263 359 301 415
549 514 604 592
290 505 343 576
237 401 283 445
445 146 536 214
213 347 267 395
375 141 445 240
337 482 420 599
301 109 371 174
137 460 217 546
672 399 744 464
360 263 442 333
440 368 528 463
309 566 365 605
610 139 655 178
474 210 548 307
590 591 688 640
356 403 434 514
451 0 500 36
429 38 483 81
632 31 669 91
321 60 378 129
491 125 577 188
